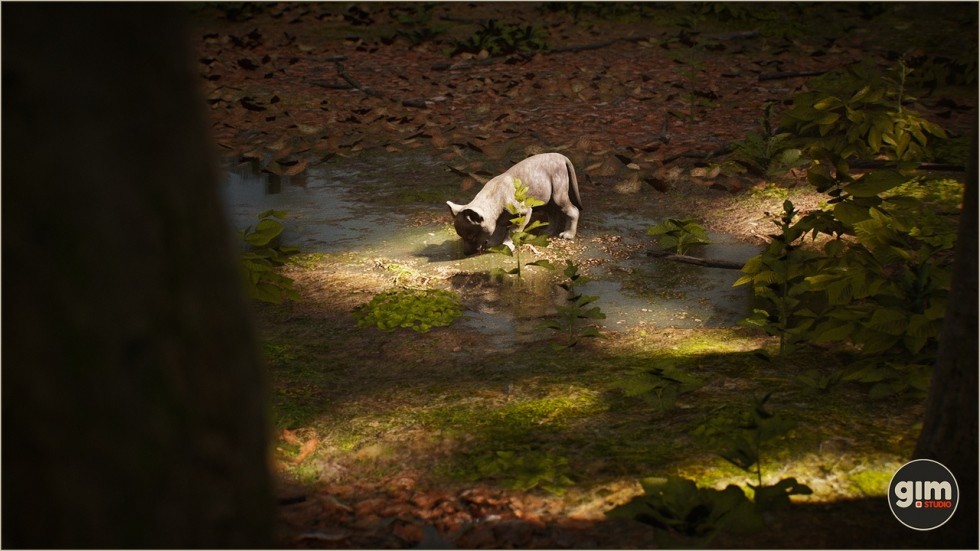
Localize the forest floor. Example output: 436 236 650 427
190 3 975 548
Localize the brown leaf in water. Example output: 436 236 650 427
283 158 308 176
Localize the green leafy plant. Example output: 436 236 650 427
804 203 952 356
738 191 954 393
782 60 947 162
796 368 843 393
468 447 574 495
539 2 647 22
607 476 762 547
354 288 463 333
732 63 956 393
541 261 605 347
612 360 703 412
397 26 445 47
451 19 547 57
609 396 811 544
647 217 710 255
489 177 555 279
735 200 822 359
841 358 933 399
239 210 301 303
719 393 813 510
908 53 978 88
732 102 809 179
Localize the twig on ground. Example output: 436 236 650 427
308 79 354 90
662 144 734 164
335 62 385 98
758 69 826 81
647 249 745 269
704 30 760 41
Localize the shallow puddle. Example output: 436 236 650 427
221 152 759 340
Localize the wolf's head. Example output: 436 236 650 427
447 201 495 255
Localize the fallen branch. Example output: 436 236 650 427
647 249 745 270
335 62 385 99
662 144 734 164
758 69 826 81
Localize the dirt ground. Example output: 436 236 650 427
190 3 976 548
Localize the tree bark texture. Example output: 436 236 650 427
2 4 273 547
914 128 978 548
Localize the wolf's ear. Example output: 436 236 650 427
462 209 483 224
447 201 465 217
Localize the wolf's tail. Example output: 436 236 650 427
565 157 583 211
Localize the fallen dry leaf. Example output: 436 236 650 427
282 429 303 446
292 438 318 463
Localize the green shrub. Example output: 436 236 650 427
782 61 947 162
607 476 762 546
612 360 702 412
719 393 813 509
735 201 822 359
732 102 809 179
467 448 574 495
734 62 957 395
609 395 811 545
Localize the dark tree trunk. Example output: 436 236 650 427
2 4 273 547
914 128 978 548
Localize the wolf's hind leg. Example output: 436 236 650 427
558 204 579 240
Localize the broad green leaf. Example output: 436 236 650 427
812 320 855 343
848 169 908 197
527 259 555 270
849 84 872 103
833 201 870 226
813 96 843 110
867 308 908 335
813 111 840 125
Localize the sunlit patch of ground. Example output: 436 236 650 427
263 241 925 547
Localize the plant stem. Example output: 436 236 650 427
755 431 764 488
